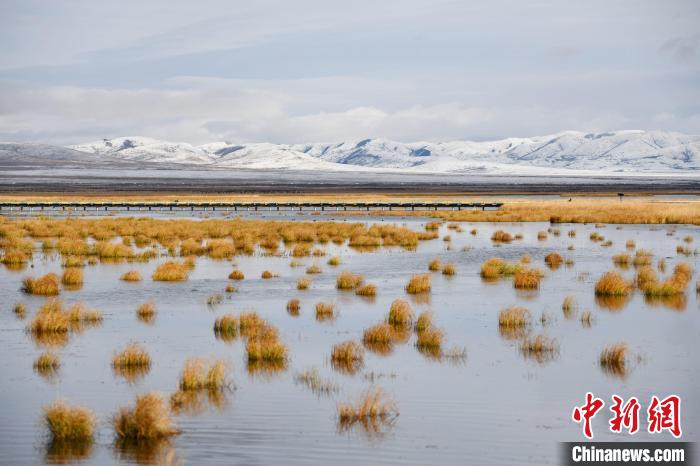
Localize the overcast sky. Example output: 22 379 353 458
1 0 698 144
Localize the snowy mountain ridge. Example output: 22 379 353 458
5 130 698 175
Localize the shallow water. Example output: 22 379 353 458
1 215 698 465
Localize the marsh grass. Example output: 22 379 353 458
594 271 632 296
22 273 60 295
362 323 395 353
113 343 151 368
297 277 311 290
114 392 178 440
562 295 577 318
415 327 444 351
120 270 142 282
479 258 522 279
28 299 70 335
213 314 238 341
405 274 431 294
286 299 301 316
152 261 189 281
337 388 397 433
498 306 531 328
305 264 322 274
238 312 265 337
632 249 653 267
612 253 631 267
228 270 245 280
580 310 594 327
327 256 341 266
295 368 338 396
66 303 103 327
520 335 558 363
179 358 228 391
355 283 377 297
491 230 513 243
224 284 237 293
442 262 456 275
207 294 223 306
13 302 27 318
336 271 364 290
261 270 275 279
513 268 543 289
34 351 60 375
136 301 156 324
246 338 288 363
387 299 414 328
330 341 364 374
44 401 95 441
544 252 563 269
428 258 442 271
315 302 336 322
599 342 629 378
414 311 432 333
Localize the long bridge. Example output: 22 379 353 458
0 201 503 213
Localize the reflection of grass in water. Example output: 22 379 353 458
113 437 182 466
595 294 630 312
519 335 559 364
246 358 288 378
644 294 687 312
330 341 364 375
34 351 61 381
45 438 94 465
170 388 231 415
599 342 629 380
337 388 398 440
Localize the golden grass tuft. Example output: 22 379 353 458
330 340 364 373
28 299 70 334
513 268 543 289
286 298 300 316
44 401 96 441
491 230 513 242
580 310 594 327
228 269 245 280
120 270 142 282
1 249 29 265
114 392 178 440
612 253 631 267
479 257 522 279
224 284 237 293
428 258 442 271
306 264 322 274
13 302 27 318
136 301 156 324
112 342 151 368
238 311 266 337
66 303 103 325
414 311 432 333
544 252 563 268
22 273 60 295
178 358 228 391
34 351 60 370
213 314 238 340
405 273 431 294
207 293 223 306
626 239 636 249
387 299 414 328
355 283 377 297
315 301 336 321
595 271 632 296
61 268 83 287
337 388 397 430
297 277 311 290
336 271 364 290
362 322 394 346
327 256 341 266
520 335 558 362
246 337 288 363
442 262 456 275
152 261 189 281
498 306 531 328
537 231 548 241
632 249 653 267
415 327 444 350
261 270 274 279
599 342 628 378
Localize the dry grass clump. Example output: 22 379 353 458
626 239 636 249
442 262 456 275
537 231 548 241
337 388 397 431
44 401 96 441
261 270 274 279
224 284 237 293
34 351 60 371
590 232 604 242
66 303 103 325
415 327 444 350
13 302 27 318
178 358 228 391
405 274 431 294
612 253 631 267
498 306 531 328
479 257 522 279
428 258 442 271
387 299 414 328
513 268 543 289
683 235 693 243
1 249 29 265
425 221 442 231
61 268 83 287
491 230 513 242
331 340 364 373
315 301 336 321
238 311 266 337
62 256 85 268
207 293 223 306
599 342 628 378
414 311 432 333
306 264 322 274
136 301 156 324
520 335 558 362
114 392 178 440
355 283 377 297
297 277 311 290
206 239 236 259
632 249 653 267
286 298 300 316
639 262 693 297
580 310 594 327
246 337 288 363
228 269 245 280
291 243 311 257
120 270 142 282
336 271 364 290
152 261 189 281
594 271 632 296
363 322 394 345
112 342 151 370
28 299 70 335
544 252 563 268
327 256 341 266
562 295 577 318
213 314 238 340
22 273 60 295
676 244 692 256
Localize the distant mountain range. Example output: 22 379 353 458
2 130 699 175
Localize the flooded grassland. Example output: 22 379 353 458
0 213 698 465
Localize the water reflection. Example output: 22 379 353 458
113 438 181 466
112 365 151 385
595 294 630 312
45 439 93 465
170 388 231 415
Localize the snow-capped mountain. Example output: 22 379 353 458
3 130 698 175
